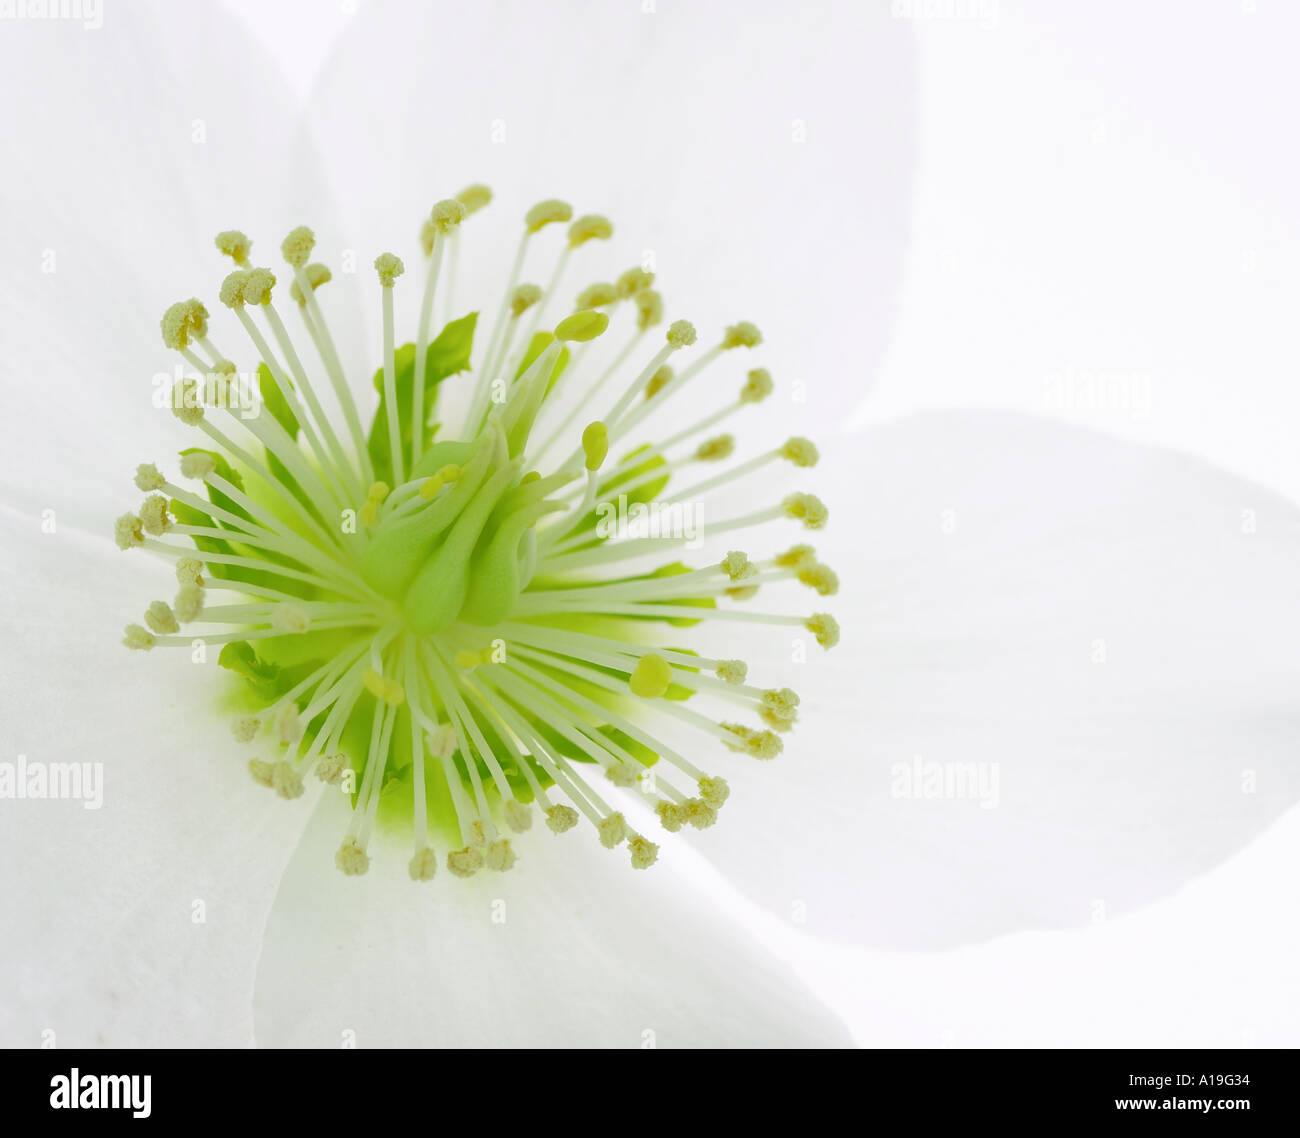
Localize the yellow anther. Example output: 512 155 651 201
616 266 655 298
716 659 748 685
176 557 204 587
315 754 347 785
510 283 542 316
456 183 493 215
447 846 484 878
695 434 734 461
655 801 686 832
598 812 628 848
114 512 144 550
780 436 819 467
134 463 164 492
806 612 840 650
358 501 379 528
159 303 188 350
797 562 839 596
179 452 215 479
760 687 800 729
485 839 517 872
720 551 751 581
635 289 664 330
555 308 609 343
174 584 203 623
138 494 172 536
722 320 762 349
218 268 251 309
722 722 783 759
698 775 730 809
271 761 304 800
280 226 315 268
454 649 486 670
666 318 696 348
374 252 405 286
231 716 259 743
430 198 467 233
248 759 274 787
336 838 370 876
525 198 573 233
409 847 438 882
568 213 613 247
366 480 390 502
606 763 640 788
289 262 332 304
684 799 718 830
782 492 828 530
144 600 179 636
171 377 204 423
628 835 659 869
159 299 209 350
241 267 276 306
122 623 155 651
575 281 619 309
521 470 541 485
419 475 445 499
546 804 579 833
215 229 252 265
741 367 774 403
581 420 609 471
505 799 533 833
645 365 673 399
776 543 816 569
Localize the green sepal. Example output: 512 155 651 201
256 362 300 438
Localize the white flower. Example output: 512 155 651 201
1 0 1296 1048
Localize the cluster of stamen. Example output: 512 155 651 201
117 186 839 881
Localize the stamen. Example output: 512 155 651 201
121 193 836 886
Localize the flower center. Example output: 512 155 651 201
117 188 839 882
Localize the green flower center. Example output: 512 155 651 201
117 189 839 882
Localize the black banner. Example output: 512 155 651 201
1 1048 1291 1124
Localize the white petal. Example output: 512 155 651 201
253 792 851 1048
299 0 913 427
683 411 1300 949
802 805 1300 1047
860 4 1300 502
0 513 313 1045
0 1 335 531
